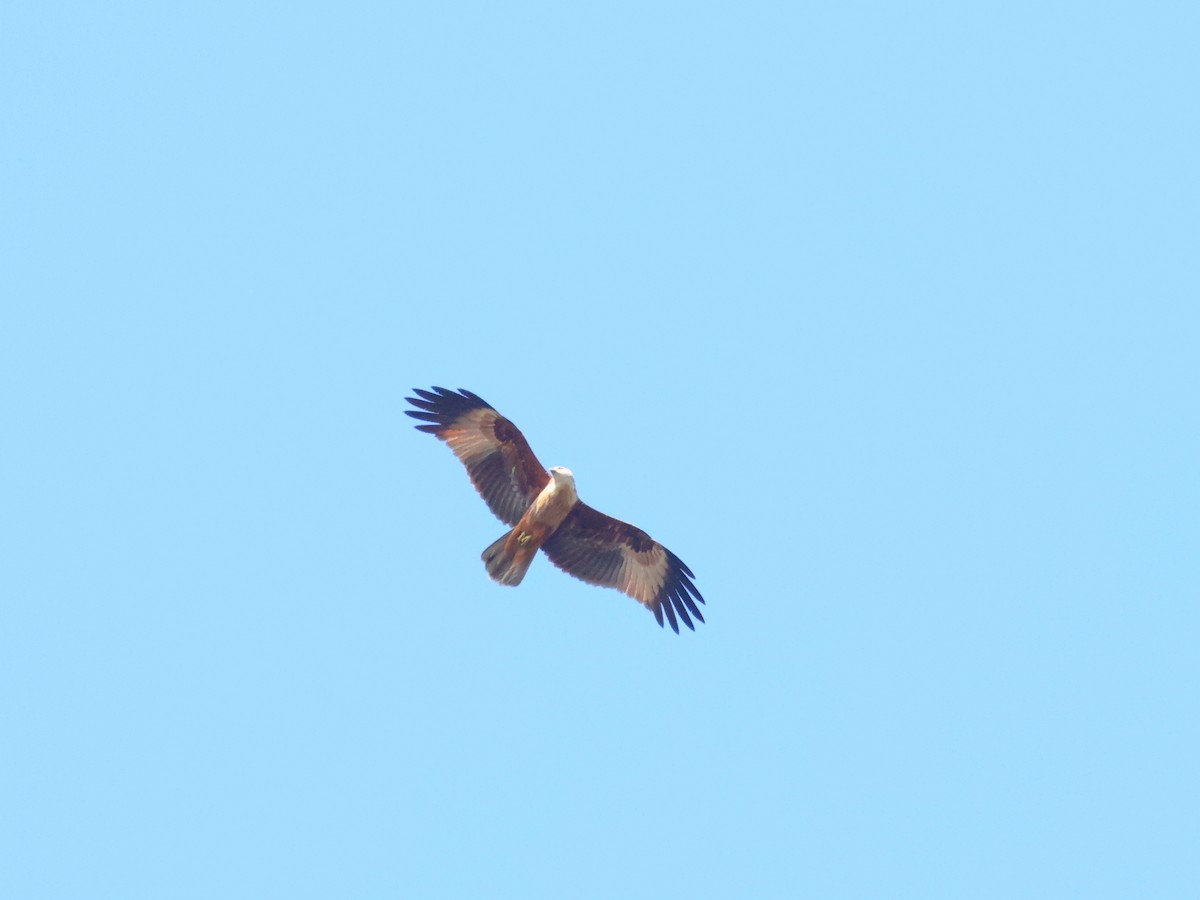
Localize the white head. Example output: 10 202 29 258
549 466 575 486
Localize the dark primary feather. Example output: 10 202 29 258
405 386 549 525
404 386 489 431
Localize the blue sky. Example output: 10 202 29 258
2 2 1197 897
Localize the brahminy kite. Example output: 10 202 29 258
405 387 705 632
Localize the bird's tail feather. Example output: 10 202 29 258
482 530 537 586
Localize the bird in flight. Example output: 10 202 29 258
405 387 705 632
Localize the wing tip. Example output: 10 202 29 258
654 550 704 633
405 387 494 430
659 594 680 633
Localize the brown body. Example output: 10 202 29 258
482 469 578 585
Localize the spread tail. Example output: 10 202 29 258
482 529 538 586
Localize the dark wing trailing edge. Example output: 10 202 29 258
541 502 705 633
404 387 549 525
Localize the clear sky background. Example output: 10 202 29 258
2 2 1197 898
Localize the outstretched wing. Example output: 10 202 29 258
405 387 549 525
541 503 705 633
